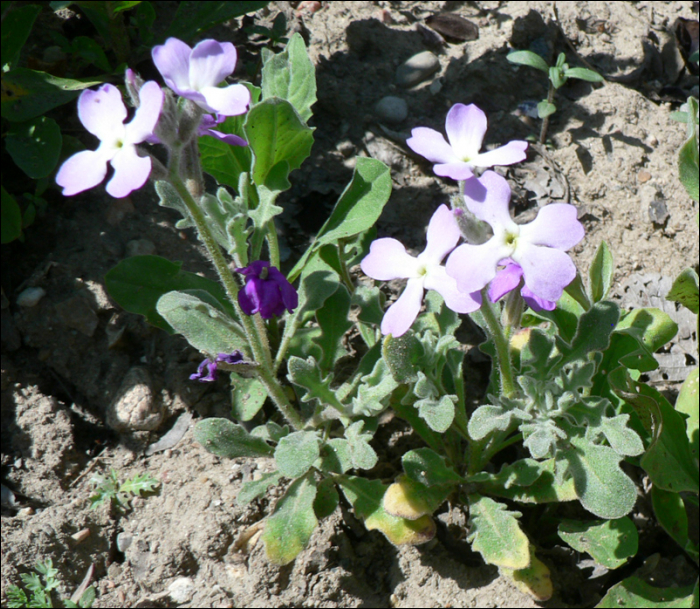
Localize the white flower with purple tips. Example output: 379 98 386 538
446 171 584 303
361 204 481 337
407 103 528 181
152 37 250 116
56 81 164 198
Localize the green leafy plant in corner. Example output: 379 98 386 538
6 559 95 608
89 468 159 513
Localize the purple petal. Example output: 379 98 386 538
125 81 164 144
190 358 218 382
463 171 515 229
406 127 458 164
488 262 524 302
238 276 263 315
445 103 487 160
216 351 245 364
433 162 475 181
446 240 512 294
237 260 269 277
78 84 127 141
201 127 248 146
521 286 556 311
361 238 419 280
424 266 482 314
514 241 577 302
421 204 462 263
200 83 250 117
152 37 193 95
268 266 298 313
471 140 528 168
381 277 425 337
56 149 109 196
189 40 237 89
106 147 151 198
519 203 584 250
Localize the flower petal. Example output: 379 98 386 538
381 278 425 337
445 103 487 160
406 127 459 164
268 266 298 313
433 162 475 180
152 37 193 95
106 147 151 198
56 149 109 196
421 204 461 263
78 84 127 141
488 262 524 302
200 83 250 117
424 266 482 314
471 140 528 168
361 238 420 280
125 81 164 144
521 286 556 311
519 203 584 250
189 40 237 90
514 241 577 302
446 240 511 294
463 171 515 229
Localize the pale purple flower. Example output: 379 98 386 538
152 37 250 116
406 103 528 181
199 114 247 146
361 204 481 337
489 259 556 312
446 171 584 303
236 261 298 318
56 82 163 198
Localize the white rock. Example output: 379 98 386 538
168 577 195 603
396 51 440 87
374 96 408 123
17 287 46 307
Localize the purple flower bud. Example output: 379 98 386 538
190 351 246 382
236 261 298 319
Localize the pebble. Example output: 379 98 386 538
396 51 440 87
106 367 163 432
17 287 46 307
54 294 99 337
374 96 408 123
168 577 195 603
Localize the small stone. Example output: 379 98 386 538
106 367 163 432
168 577 195 603
637 170 652 183
374 96 408 123
71 528 91 543
116 533 133 552
16 287 46 307
54 295 99 337
125 239 156 257
396 51 440 87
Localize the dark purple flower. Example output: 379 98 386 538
236 261 298 319
190 351 245 382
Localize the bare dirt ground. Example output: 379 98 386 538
2 2 698 607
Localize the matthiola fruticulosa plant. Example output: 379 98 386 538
56 32 697 603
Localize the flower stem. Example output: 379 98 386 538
168 173 304 430
539 82 556 145
477 288 516 398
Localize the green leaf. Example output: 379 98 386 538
558 300 619 367
274 431 321 478
612 308 678 371
193 418 273 458
507 50 549 73
589 241 614 303
537 100 556 118
558 518 637 569
415 393 455 433
288 158 392 282
402 448 464 487
678 129 699 204
316 285 352 372
231 375 268 421
468 404 518 440
324 421 378 472
72 35 112 71
262 473 318 565
667 268 699 314
560 434 638 519
651 486 693 558
287 356 348 415
261 33 317 123
105 255 235 332
467 494 530 570
383 474 450 520
6 116 62 179
549 65 566 90
349 355 398 417
1 187 22 244
382 332 422 383
163 1 270 41
245 97 314 188
564 66 604 82
675 368 699 457
1 68 102 122
597 576 697 608
237 471 283 506
1 4 41 70
337 476 436 546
